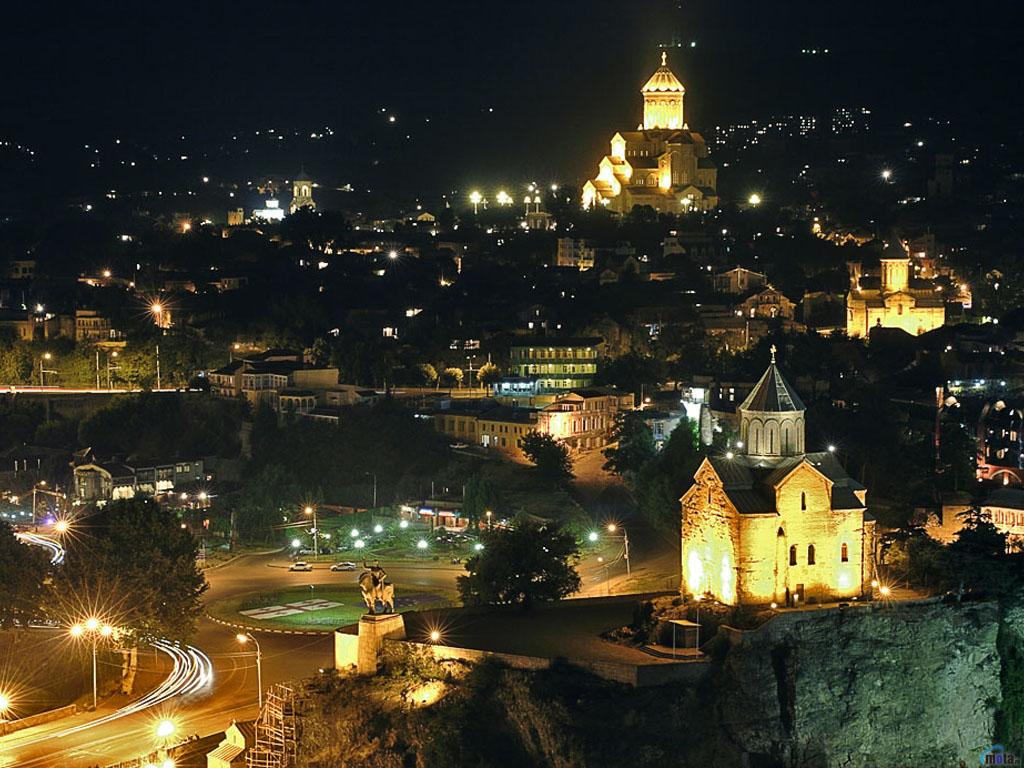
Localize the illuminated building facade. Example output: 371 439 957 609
509 337 601 393
680 350 875 605
290 173 316 214
582 53 718 214
846 242 945 338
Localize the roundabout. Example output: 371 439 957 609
206 584 453 633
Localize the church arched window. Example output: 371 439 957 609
800 491 806 511
807 544 816 565
789 545 797 566
841 542 849 562
707 486 712 505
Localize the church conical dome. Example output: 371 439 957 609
738 346 805 458
642 52 685 93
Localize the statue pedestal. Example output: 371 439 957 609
357 613 406 675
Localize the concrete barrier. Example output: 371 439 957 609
0 703 77 736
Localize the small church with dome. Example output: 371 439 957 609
680 347 876 606
582 52 718 213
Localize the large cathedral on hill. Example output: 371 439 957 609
680 348 876 606
582 53 719 214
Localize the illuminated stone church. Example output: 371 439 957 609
582 53 718 214
846 239 945 338
680 349 875 606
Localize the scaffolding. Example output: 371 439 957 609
246 683 298 768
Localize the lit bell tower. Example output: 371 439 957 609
641 52 685 130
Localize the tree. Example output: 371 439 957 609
419 363 439 387
457 520 581 608
521 431 573 484
58 499 208 642
442 367 464 389
948 506 1012 597
476 361 501 386
0 521 49 627
597 352 667 400
602 411 657 482
635 418 702 530
462 473 503 529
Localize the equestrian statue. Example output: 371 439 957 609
358 560 395 614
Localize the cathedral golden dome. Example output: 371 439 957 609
641 51 685 93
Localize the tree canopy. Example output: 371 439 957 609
57 499 208 642
520 432 574 485
0 521 50 628
457 520 581 608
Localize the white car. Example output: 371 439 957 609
289 561 313 572
330 561 357 572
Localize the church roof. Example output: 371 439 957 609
706 451 864 515
739 355 805 413
642 53 685 92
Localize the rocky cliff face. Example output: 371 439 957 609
710 599 1002 767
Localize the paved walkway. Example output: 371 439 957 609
402 596 690 666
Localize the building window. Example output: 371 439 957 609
800 491 806 510
807 544 816 565
789 545 797 566
707 487 712 505
841 542 849 562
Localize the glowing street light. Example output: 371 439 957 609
416 539 428 550
155 718 176 740
388 250 399 260
429 630 441 643
604 524 631 576
70 618 115 710
291 538 301 549
881 169 892 182
399 519 409 529
0 691 11 716
587 531 599 543
373 524 384 534
469 190 482 214
304 505 318 558
747 193 762 206
236 632 263 709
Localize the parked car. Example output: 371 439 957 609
330 561 357 572
289 561 313 572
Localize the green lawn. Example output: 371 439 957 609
209 585 454 630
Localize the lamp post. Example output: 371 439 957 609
236 632 263 710
38 352 55 386
107 350 119 389
304 505 318 558
150 302 164 389
469 190 482 215
606 523 630 576
70 618 114 710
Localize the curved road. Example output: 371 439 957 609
0 552 463 767
3 540 668 767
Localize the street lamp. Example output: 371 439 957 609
0 691 11 718
606 523 631 576
38 352 56 386
469 190 483 214
70 618 114 710
236 632 263 709
304 505 318 558
747 193 762 207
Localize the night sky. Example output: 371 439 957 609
2 0 1021 192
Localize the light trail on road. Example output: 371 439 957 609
1 640 213 750
14 532 65 564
